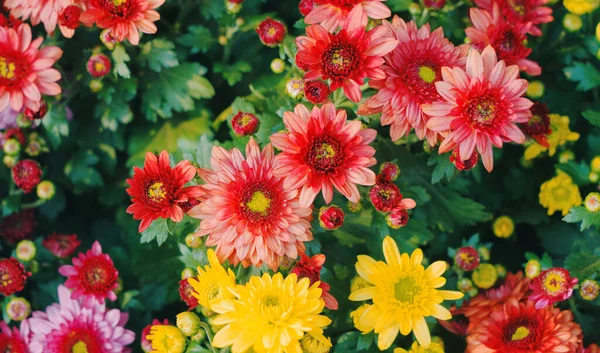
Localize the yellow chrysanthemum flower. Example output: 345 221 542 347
524 114 579 160
526 81 544 99
348 236 463 350
394 341 445 353
472 264 498 289
211 273 331 353
188 249 237 310
300 332 332 353
539 171 582 216
492 216 514 238
146 325 187 353
564 0 599 14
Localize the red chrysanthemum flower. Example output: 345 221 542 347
0 14 22 29
12 159 42 193
438 306 469 336
42 233 81 258
0 322 28 353
358 17 468 145
3 128 25 145
474 0 553 36
178 279 198 310
231 112 260 136
0 23 63 112
126 150 204 233
424 0 446 9
529 267 578 309
270 102 378 206
580 344 600 353
141 319 169 352
188 139 313 271
290 253 339 310
385 207 409 229
304 80 331 104
0 257 30 296
255 18 286 47
86 53 112 78
466 5 541 76
0 209 36 244
58 241 119 307
304 0 390 33
318 205 345 230
58 5 82 35
80 0 165 45
454 246 480 271
450 149 479 171
520 102 551 147
377 161 399 182
296 6 398 102
368 180 416 213
466 299 582 353
299 0 314 16
423 46 532 172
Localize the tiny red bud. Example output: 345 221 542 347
86 53 112 78
454 246 480 271
386 208 409 229
24 102 48 121
255 18 286 47
12 159 42 194
299 0 314 16
318 205 345 230
378 162 400 182
231 112 260 136
304 80 330 104
450 149 479 171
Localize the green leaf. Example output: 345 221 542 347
564 62 600 91
178 25 215 54
582 110 600 128
539 222 580 256
41 104 69 149
140 218 170 245
112 45 131 79
1 195 21 217
63 149 103 190
194 135 214 169
428 154 455 184
214 61 252 86
565 252 600 278
563 206 600 230
179 244 207 269
422 185 491 232
140 39 179 72
556 161 591 186
356 333 374 351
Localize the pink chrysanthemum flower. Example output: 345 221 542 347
0 23 62 112
58 241 119 307
423 46 532 172
28 285 135 353
0 321 30 353
304 0 391 33
529 267 578 309
4 0 75 37
296 6 398 102
466 5 541 76
358 17 468 145
270 102 377 206
474 0 553 36
188 139 313 271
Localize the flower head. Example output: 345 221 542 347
386 207 409 229
189 139 313 271
349 236 464 349
539 171 582 216
187 249 237 310
304 80 331 104
58 5 82 35
126 150 204 233
271 102 377 206
58 241 119 307
378 162 400 182
178 278 198 310
6 297 30 321
141 319 169 352
146 325 186 353
255 18 286 46
318 205 345 230
299 0 314 16
0 321 29 353
369 181 416 213
529 267 577 309
0 209 36 244
474 0 554 36
395 341 445 353
4 0 75 37
286 77 305 98
304 0 391 33
564 0 599 14
0 257 30 296
43 233 80 258
521 102 551 148
584 192 600 213
87 54 112 78
472 263 498 289
454 246 480 271
359 17 468 145
291 253 339 309
423 46 532 172
15 240 36 262
525 259 541 279
492 215 514 238
12 159 42 193
524 114 579 160
211 273 332 353
36 180 55 200
296 7 398 102
80 0 165 45
231 112 260 136
579 279 599 301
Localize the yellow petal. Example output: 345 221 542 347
428 277 446 288
356 255 379 283
425 261 446 279
431 304 452 320
394 349 409 353
377 323 400 351
212 324 236 348
383 236 401 268
437 290 464 300
349 286 377 301
410 248 423 268
399 315 412 336
412 316 431 348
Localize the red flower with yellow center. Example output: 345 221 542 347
0 322 28 353
231 112 260 136
474 0 553 36
454 246 480 271
0 257 30 296
86 54 112 78
255 18 286 47
12 159 42 193
529 267 577 309
318 205 345 230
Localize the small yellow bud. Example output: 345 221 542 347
89 79 103 93
472 263 498 289
270 58 285 74
591 156 600 173
526 81 545 99
185 233 202 249
525 259 541 279
493 216 515 238
584 192 600 212
589 171 600 183
176 312 202 337
181 268 195 280
36 180 56 200
218 35 228 46
16 240 36 262
563 14 583 32
3 155 16 168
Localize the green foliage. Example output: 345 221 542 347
563 206 600 230
564 61 600 91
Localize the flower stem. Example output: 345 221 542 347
21 199 46 209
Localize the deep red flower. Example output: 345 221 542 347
3 128 25 145
141 318 169 352
369 181 416 213
42 233 81 258
0 209 36 244
0 322 28 353
58 5 82 32
450 150 479 171
24 102 48 121
12 159 42 193
474 0 553 36
318 205 345 230
179 279 198 310
255 18 286 47
304 80 330 104
231 112 260 136
178 198 200 213
454 246 480 271
0 14 22 29
424 0 446 8
377 162 399 182
386 207 409 229
86 54 112 78
438 306 469 336
0 258 30 296
290 253 338 310
529 267 578 309
520 102 551 147
58 241 119 307
299 0 314 16
126 150 205 233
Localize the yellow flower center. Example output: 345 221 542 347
315 143 336 160
510 326 530 341
94 61 105 73
147 182 166 202
263 295 281 307
418 66 436 83
112 0 127 6
542 272 566 294
267 27 277 36
246 191 271 216
0 57 16 80
394 277 421 304
72 341 88 353
238 114 254 127
1 273 12 286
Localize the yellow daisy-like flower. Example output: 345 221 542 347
539 171 582 216
300 332 332 353
394 341 445 353
492 216 514 238
146 325 187 353
564 0 599 14
211 273 331 353
188 249 237 310
348 236 463 350
524 114 580 160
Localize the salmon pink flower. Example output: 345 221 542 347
304 0 391 33
270 102 377 206
423 46 532 172
4 0 73 36
0 23 63 112
466 5 541 76
296 6 398 102
359 17 468 145
529 267 577 309
290 253 339 310
188 139 313 271
80 0 165 45
0 258 30 296
126 150 204 233
474 0 553 36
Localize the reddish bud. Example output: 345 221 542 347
386 208 409 229
378 162 400 182
58 5 82 30
454 246 480 271
299 0 314 16
24 102 48 121
231 112 260 136
304 80 330 104
42 233 81 258
3 128 25 145
423 0 446 9
255 18 286 47
369 181 402 213
0 258 31 296
86 53 112 78
450 150 479 171
179 279 198 310
12 159 42 193
318 205 345 230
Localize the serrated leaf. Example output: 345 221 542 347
565 253 600 278
563 206 600 230
179 243 207 269
41 104 69 148
140 218 169 245
178 25 215 54
564 61 600 91
195 135 214 169
428 154 455 184
583 110 600 128
112 45 131 78
556 161 591 186
214 61 252 86
140 39 179 72
422 185 491 232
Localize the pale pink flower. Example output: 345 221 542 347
305 0 391 33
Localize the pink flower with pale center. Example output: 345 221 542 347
296 6 398 102
423 46 532 172
4 0 76 37
304 0 391 33
358 17 468 146
0 23 62 112
474 0 553 36
529 267 578 309
28 285 135 353
188 139 313 271
270 102 377 206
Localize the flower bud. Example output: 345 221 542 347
347 200 362 213
454 246 480 271
3 139 20 155
525 259 541 279
24 102 48 121
181 268 195 280
28 259 39 275
580 279 600 301
100 29 118 50
299 0 314 15
350 304 372 333
5 297 31 321
450 150 478 171
231 112 260 136
191 328 206 342
386 208 409 229
304 80 331 105
478 246 490 261
58 5 82 31
408 3 421 14
563 13 583 32
472 263 498 289
225 0 243 14
526 81 545 99
218 35 228 46
16 114 32 128
495 264 507 278
176 311 202 337
559 150 575 163
318 205 345 230
493 215 514 238
16 240 36 262
87 53 112 78
255 18 286 47
270 58 285 74
3 155 16 168
235 17 245 26
457 278 478 297
13 159 42 194
378 162 400 182
589 171 599 183
591 156 600 173
185 233 203 249
36 180 56 200
286 78 304 99
424 0 445 9
584 192 600 213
